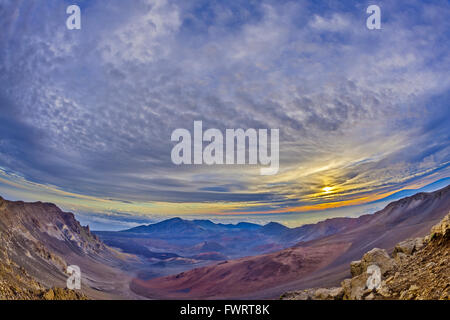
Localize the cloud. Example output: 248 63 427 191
309 13 351 32
0 0 448 219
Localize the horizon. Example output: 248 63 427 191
1 179 448 231
0 0 449 230
99 180 450 231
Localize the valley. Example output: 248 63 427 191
0 185 449 300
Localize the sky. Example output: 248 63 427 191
0 0 449 230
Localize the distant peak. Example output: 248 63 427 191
166 217 183 222
262 222 289 232
265 222 281 226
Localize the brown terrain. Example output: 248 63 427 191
0 185 449 300
130 185 450 299
131 242 351 299
281 212 450 300
0 196 140 299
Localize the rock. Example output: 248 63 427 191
430 213 450 239
282 287 344 300
314 287 344 300
43 289 54 300
329 287 344 300
365 293 375 300
341 248 397 300
409 284 419 291
393 237 425 257
280 289 314 300
350 260 363 277
341 279 352 300
394 239 415 256
292 291 312 300
360 248 396 276
377 283 392 298
342 274 367 300
393 251 408 263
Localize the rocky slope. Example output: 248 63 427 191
0 196 138 300
0 257 87 300
281 212 450 300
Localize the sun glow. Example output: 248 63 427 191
322 186 334 193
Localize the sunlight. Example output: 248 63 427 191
322 186 335 193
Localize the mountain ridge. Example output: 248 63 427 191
121 217 273 234
130 184 450 299
0 196 140 299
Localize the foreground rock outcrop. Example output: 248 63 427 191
0 254 87 300
281 212 450 300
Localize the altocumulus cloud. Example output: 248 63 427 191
0 0 449 215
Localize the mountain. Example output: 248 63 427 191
261 222 290 235
130 185 450 299
122 217 262 235
123 217 206 235
0 196 139 299
97 217 292 264
282 212 450 300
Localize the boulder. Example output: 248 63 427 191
350 260 363 277
393 237 425 257
341 279 352 300
42 289 54 300
314 287 344 300
393 251 408 263
342 275 367 300
430 213 450 238
341 248 396 300
360 248 396 276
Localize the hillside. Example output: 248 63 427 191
0 196 139 299
281 212 450 300
130 185 450 299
